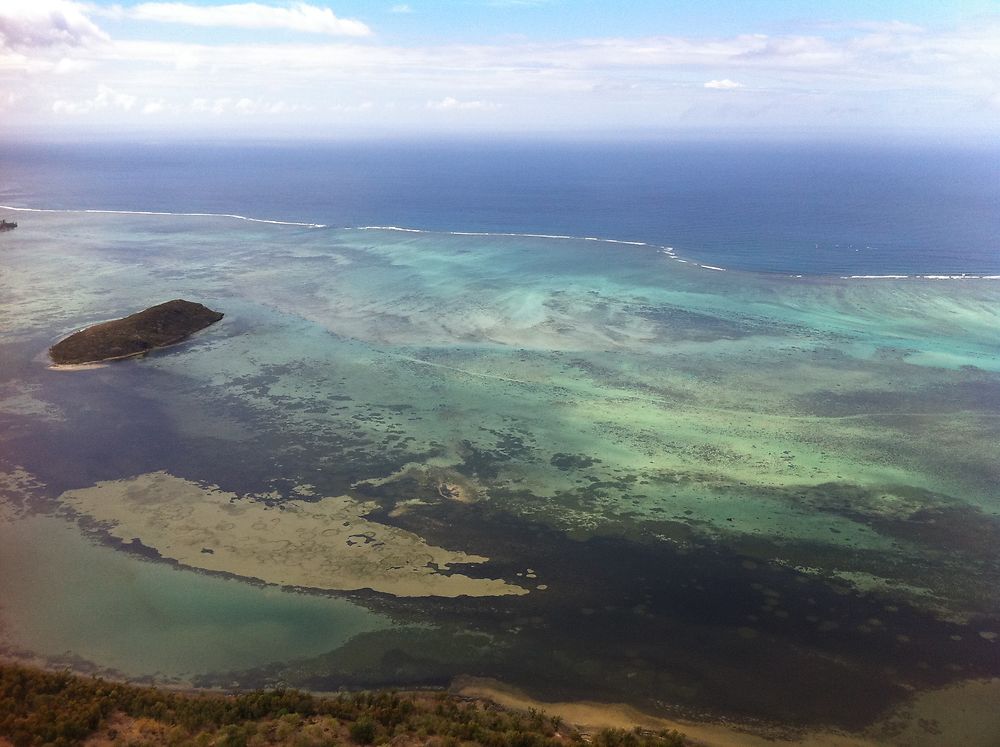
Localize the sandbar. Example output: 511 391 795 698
59 471 525 598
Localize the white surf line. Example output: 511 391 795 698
843 275 910 279
14 207 995 280
360 226 581 241
0 204 327 229
5 208 734 272
360 225 425 233
841 273 1000 280
364 225 651 246
918 274 1000 280
355 225 740 274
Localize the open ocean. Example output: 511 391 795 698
1 139 999 743
2 138 998 275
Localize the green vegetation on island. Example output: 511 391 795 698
49 299 223 365
0 663 687 747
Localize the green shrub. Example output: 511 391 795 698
349 716 376 745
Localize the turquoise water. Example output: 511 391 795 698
1 208 999 732
0 516 390 679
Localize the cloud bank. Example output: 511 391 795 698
426 96 499 111
1 1 998 137
120 2 371 37
0 0 107 50
704 79 743 90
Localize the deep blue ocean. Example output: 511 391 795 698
1 138 997 275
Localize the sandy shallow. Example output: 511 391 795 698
59 471 525 598
0 467 43 522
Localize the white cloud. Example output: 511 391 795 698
330 100 375 112
52 84 137 113
123 2 372 37
426 96 499 111
390 4 413 13
142 99 167 114
704 79 743 89
0 0 107 50
190 96 309 115
6 15 1000 135
53 56 92 74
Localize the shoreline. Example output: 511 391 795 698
5 491 999 744
3 646 998 747
450 675 1000 747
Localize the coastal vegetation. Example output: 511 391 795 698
48 300 223 365
0 663 687 747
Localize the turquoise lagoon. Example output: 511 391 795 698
1 209 999 732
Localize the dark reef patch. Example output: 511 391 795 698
197 492 1000 732
801 377 1000 419
550 453 600 470
631 304 761 341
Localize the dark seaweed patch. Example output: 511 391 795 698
455 428 535 481
202 495 1000 731
800 378 1000 418
631 305 758 341
550 453 600 471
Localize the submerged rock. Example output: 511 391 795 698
49 299 223 365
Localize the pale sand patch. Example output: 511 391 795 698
59 471 526 598
0 383 63 421
453 676 1000 747
867 678 1000 747
0 502 17 524
0 467 45 523
47 362 109 371
356 462 484 505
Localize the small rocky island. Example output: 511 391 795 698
49 300 223 365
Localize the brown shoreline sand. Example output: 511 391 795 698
452 676 1000 747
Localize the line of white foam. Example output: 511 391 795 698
360 226 587 242
360 225 425 233
6 205 997 281
844 275 910 279
843 274 1000 281
356 225 659 245
0 204 327 229
354 225 724 273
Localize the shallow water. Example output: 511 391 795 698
1 209 998 733
0 516 390 679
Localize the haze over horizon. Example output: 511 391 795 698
1 0 998 141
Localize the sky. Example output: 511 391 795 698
1 0 998 140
